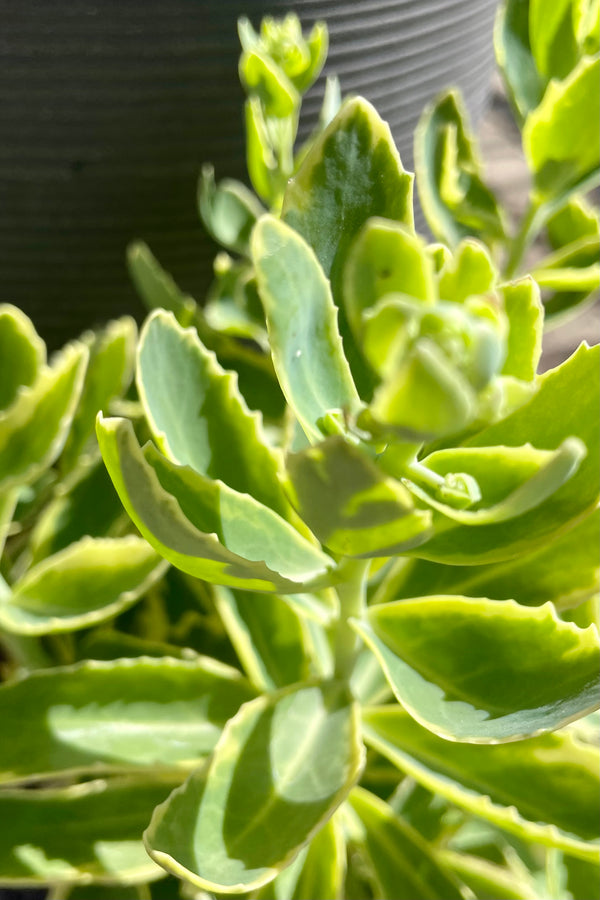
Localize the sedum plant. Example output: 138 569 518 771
0 4 599 900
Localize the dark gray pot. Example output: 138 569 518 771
0 0 498 348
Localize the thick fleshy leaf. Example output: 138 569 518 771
283 97 413 283
494 0 545 121
534 235 600 323
408 440 585 525
127 242 196 325
353 596 600 742
547 197 600 248
524 55 600 199
0 656 255 783
0 304 45 411
394 507 599 610
0 488 17 558
28 456 124 564
50 884 150 900
0 777 175 886
213 586 313 691
343 219 435 336
500 278 543 380
239 49 298 118
415 90 506 247
96 416 335 593
137 310 290 518
254 816 346 900
437 239 496 303
144 681 364 893
61 317 137 471
440 851 539 900
0 342 88 491
348 787 466 900
252 217 360 443
368 341 475 441
199 165 265 255
285 436 432 557
362 706 600 860
245 96 279 204
0 536 166 635
412 343 599 563
529 0 579 80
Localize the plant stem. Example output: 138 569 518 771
333 558 370 681
503 200 543 279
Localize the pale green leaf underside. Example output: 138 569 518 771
0 656 255 783
0 777 177 886
145 682 364 893
252 216 360 443
285 435 432 557
127 242 196 324
412 343 599 563
137 310 290 518
349 787 465 900
353 596 600 742
96 415 335 593
0 342 88 491
0 537 166 634
362 707 600 861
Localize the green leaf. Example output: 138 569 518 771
50 884 151 900
362 706 600 860
144 681 364 893
28 456 124 564
524 55 600 199
239 50 299 118
199 165 265 256
348 787 465 900
368 340 476 442
415 90 506 247
0 304 45 411
0 536 167 635
412 343 599 563
127 242 196 326
565 854 600 900
437 240 497 303
283 97 413 284
530 0 579 80
61 317 137 471
0 342 88 491
213 586 313 691
500 278 543 380
393 507 600 611
245 96 279 204
408 440 585 525
137 310 290 519
440 851 539 900
343 218 436 336
494 0 545 121
534 235 600 323
252 216 360 443
547 196 600 248
285 436 432 557
0 656 255 782
354 596 600 742
96 416 335 593
0 777 175 886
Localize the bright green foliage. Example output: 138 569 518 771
0 8 599 900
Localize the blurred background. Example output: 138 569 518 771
0 0 596 366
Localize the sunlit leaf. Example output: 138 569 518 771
500 278 543 380
0 304 45 412
252 216 360 443
0 536 167 635
96 416 335 593
145 681 364 893
354 596 600 741
362 706 600 860
0 656 255 782
494 0 545 121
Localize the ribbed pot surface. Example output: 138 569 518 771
0 0 498 347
